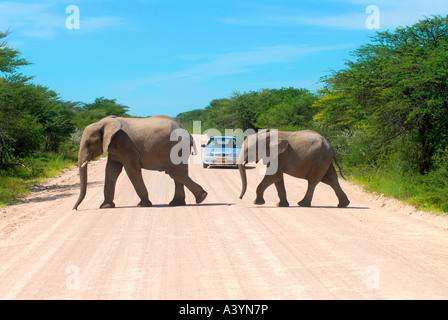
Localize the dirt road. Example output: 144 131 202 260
1 136 448 300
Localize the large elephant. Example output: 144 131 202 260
73 115 207 210
238 130 350 208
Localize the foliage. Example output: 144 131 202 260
0 31 76 166
0 75 77 162
176 87 318 133
0 152 78 207
0 31 30 75
312 15 448 212
73 97 131 130
255 88 317 130
315 15 448 175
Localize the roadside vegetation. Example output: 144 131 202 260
1 15 447 213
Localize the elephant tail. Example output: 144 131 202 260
190 134 198 155
333 154 347 180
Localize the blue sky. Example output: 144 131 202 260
1 0 448 117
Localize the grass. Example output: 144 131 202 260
348 165 448 214
0 152 78 208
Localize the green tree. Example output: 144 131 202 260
0 31 36 166
0 31 30 76
177 87 318 133
74 97 130 130
0 31 80 166
18 84 75 152
233 91 263 130
315 15 448 174
255 88 317 130
176 109 204 132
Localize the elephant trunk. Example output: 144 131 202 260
238 141 249 199
238 163 247 199
73 159 88 210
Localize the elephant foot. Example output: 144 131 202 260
195 191 208 204
338 199 350 208
169 199 186 206
100 202 115 209
276 201 289 207
298 200 311 207
137 200 152 207
253 198 265 205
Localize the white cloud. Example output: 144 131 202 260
374 0 448 29
261 13 367 29
222 0 448 30
81 16 125 30
0 2 60 37
122 44 352 92
0 1 124 39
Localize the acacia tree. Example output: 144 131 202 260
315 15 448 174
0 31 33 166
0 31 76 166
20 84 76 152
73 97 131 130
255 88 317 130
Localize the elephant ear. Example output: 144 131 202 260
260 132 289 165
275 140 289 155
265 139 289 162
101 118 122 154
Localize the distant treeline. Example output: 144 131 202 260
176 87 318 134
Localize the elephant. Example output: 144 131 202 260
73 115 208 210
238 130 350 208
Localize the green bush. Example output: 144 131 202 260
346 150 448 214
0 152 77 207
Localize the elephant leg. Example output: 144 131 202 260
298 179 318 207
100 158 123 209
321 164 350 208
254 173 280 205
274 175 289 207
169 168 207 204
184 177 207 204
169 180 186 206
123 164 152 207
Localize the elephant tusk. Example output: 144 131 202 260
243 160 248 165
81 161 89 168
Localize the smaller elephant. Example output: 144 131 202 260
238 130 350 208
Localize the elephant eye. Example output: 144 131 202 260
86 138 99 147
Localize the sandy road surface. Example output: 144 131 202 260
1 135 448 300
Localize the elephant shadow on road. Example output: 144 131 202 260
83 203 235 210
253 205 370 210
119 203 236 209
